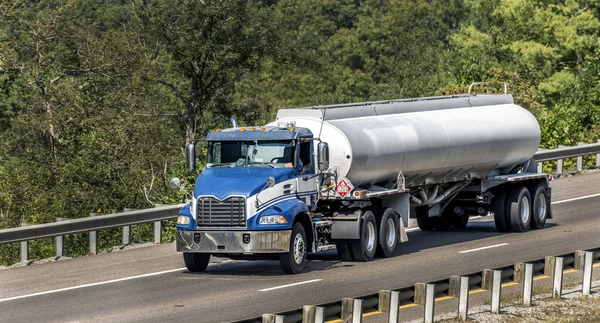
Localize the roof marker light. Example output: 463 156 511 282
240 127 246 132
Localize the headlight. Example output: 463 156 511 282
259 215 288 225
177 215 190 225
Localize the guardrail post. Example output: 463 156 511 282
20 223 28 263
55 218 66 258
379 290 400 323
537 162 542 174
122 208 135 246
522 263 534 306
303 305 324 323
341 298 362 323
577 142 584 172
596 139 600 168
262 314 284 323
154 221 162 243
484 269 502 314
89 213 100 254
424 284 435 323
450 276 470 320
557 145 565 174
545 256 564 298
575 250 594 295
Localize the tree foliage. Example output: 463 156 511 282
1 0 599 265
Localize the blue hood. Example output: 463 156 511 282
194 167 296 199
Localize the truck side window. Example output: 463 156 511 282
299 141 313 173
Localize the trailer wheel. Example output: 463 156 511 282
507 186 532 232
416 207 435 231
376 208 399 258
279 223 307 274
183 253 211 272
530 185 548 230
492 190 510 232
336 240 355 261
351 211 377 262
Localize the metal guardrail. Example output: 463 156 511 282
238 248 600 323
0 140 598 261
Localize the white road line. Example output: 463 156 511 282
258 279 323 292
0 259 237 303
458 243 509 254
552 193 600 205
0 267 187 303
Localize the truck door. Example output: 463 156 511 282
296 139 317 208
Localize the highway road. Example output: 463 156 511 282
1 172 599 323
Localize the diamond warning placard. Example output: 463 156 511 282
335 179 353 199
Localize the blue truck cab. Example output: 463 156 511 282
175 122 323 274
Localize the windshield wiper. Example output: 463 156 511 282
210 163 233 168
248 161 276 168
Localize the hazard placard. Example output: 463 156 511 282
335 179 354 199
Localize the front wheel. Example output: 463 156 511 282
183 253 211 272
279 223 307 274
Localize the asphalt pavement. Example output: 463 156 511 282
0 172 599 323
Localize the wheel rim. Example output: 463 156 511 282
536 193 547 220
293 233 306 264
520 195 530 224
385 218 396 248
366 221 376 252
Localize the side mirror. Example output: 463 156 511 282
266 176 275 188
186 143 196 172
317 142 330 171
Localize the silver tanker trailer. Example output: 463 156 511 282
176 83 551 273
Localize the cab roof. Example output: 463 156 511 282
206 125 312 141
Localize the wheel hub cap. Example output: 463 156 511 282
293 234 306 264
385 218 396 248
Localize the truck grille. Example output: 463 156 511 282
196 196 246 228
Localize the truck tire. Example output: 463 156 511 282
450 215 469 229
183 253 211 272
492 190 510 232
376 208 399 258
351 211 377 262
279 223 307 274
336 240 355 261
416 207 435 231
530 185 548 229
507 186 532 232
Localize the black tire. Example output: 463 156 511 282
416 207 435 231
507 186 532 232
450 215 470 229
183 253 211 272
279 223 307 274
351 211 377 262
530 185 548 229
336 240 355 261
492 190 510 232
376 208 399 258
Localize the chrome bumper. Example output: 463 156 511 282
176 230 290 253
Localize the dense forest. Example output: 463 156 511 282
1 0 599 264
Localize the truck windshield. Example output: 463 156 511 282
207 140 296 169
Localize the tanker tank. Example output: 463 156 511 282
279 94 514 121
273 103 540 188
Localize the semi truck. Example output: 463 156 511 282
173 83 551 274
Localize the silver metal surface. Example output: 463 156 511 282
0 204 185 244
385 218 395 248
176 230 290 253
521 195 531 224
279 104 540 188
537 192 547 221
534 142 600 162
293 233 306 264
366 221 376 253
196 196 246 228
